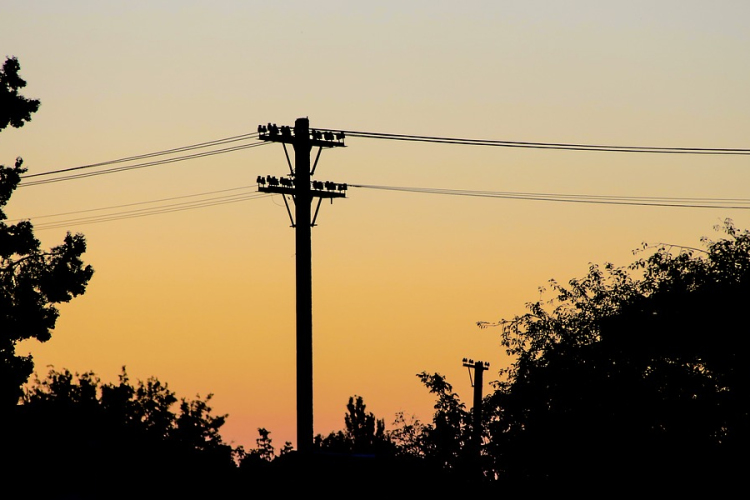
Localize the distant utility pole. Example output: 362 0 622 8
257 117 347 453
462 357 490 459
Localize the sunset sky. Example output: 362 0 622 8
2 1 750 450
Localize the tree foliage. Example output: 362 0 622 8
415 372 471 470
483 220 750 488
8 367 239 497
20 366 232 452
252 427 276 461
0 56 40 132
0 57 93 407
387 411 428 458
314 395 392 455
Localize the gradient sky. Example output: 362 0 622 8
2 1 750 450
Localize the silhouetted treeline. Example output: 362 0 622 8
478 219 750 493
7 227 750 496
4 367 240 498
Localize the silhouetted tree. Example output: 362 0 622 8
9 367 240 497
482 220 750 490
172 392 228 452
0 57 40 132
0 56 93 409
415 372 473 473
241 427 275 463
314 395 393 455
280 440 294 456
344 395 388 454
237 426 297 481
387 411 428 458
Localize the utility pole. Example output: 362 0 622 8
257 118 346 453
462 358 490 460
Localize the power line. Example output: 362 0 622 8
21 132 260 179
24 180 750 232
17 127 750 190
350 184 750 210
9 185 260 222
324 129 750 155
20 141 268 187
31 191 272 230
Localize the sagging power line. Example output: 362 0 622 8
12 185 261 222
351 184 750 210
17 126 750 189
22 182 750 232
30 190 271 230
21 132 262 179
13 125 750 232
20 141 268 187
325 129 750 155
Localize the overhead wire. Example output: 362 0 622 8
321 129 750 155
16 127 750 189
350 184 750 210
9 185 261 222
25 181 750 232
31 190 273 230
12 127 750 230
21 132 261 179
20 141 269 187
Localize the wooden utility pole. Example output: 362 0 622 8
258 118 346 452
463 358 490 459
293 118 314 452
